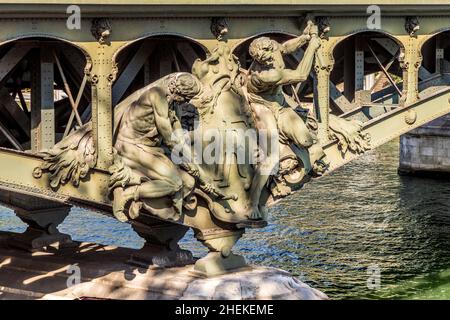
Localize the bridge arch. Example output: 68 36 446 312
419 27 450 48
0 34 90 56
328 29 403 53
330 30 405 114
0 36 92 151
112 33 208 106
419 29 450 78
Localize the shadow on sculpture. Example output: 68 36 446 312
33 17 370 277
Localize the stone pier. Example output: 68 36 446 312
399 114 450 177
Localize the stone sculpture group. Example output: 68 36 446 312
34 18 370 275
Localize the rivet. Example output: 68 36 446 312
405 109 417 125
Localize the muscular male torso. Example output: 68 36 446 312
116 90 177 149
248 48 287 107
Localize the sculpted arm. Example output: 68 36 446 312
252 62 310 87
252 37 320 87
281 21 316 54
146 88 178 149
148 89 196 172
281 34 310 55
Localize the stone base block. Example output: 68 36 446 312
9 205 74 253
0 232 328 300
182 267 328 300
193 252 248 277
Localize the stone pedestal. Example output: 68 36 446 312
181 267 328 300
193 229 247 277
399 114 450 177
0 235 328 300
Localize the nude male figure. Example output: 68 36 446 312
245 23 328 219
111 72 201 222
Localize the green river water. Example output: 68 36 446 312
2 138 450 299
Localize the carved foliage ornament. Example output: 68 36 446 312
33 123 97 188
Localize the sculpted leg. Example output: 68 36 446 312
113 179 182 222
180 170 195 197
179 170 197 210
247 104 279 220
247 168 275 220
278 109 328 174
111 143 187 221
127 164 192 215
118 143 182 187
278 108 315 148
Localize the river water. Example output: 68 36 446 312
2 138 450 299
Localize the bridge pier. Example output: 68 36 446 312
399 114 450 177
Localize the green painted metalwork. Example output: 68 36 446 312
0 2 449 275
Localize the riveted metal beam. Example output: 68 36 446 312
30 47 55 152
89 45 117 170
0 44 34 85
325 87 450 174
343 38 355 102
112 41 155 106
0 87 30 138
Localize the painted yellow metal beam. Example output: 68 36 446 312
0 1 447 5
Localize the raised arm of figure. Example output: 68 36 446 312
281 34 311 55
281 20 317 55
253 35 321 87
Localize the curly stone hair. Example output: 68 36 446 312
248 37 278 63
168 73 202 99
